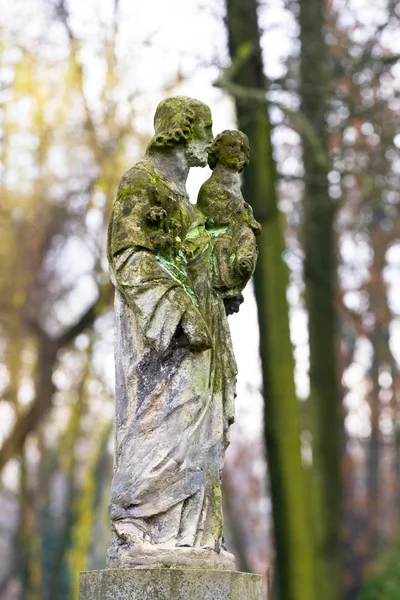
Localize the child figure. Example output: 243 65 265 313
196 130 261 309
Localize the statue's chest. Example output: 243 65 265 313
149 185 194 239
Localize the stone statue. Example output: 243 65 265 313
106 97 260 571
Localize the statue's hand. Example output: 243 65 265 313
180 308 212 352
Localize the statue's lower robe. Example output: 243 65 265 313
107 249 237 568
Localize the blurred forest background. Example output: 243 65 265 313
1 0 400 599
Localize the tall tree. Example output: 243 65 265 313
298 0 343 598
224 1 316 599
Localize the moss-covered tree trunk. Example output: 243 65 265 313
298 0 343 598
225 2 316 599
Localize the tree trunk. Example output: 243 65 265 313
225 2 316 599
365 228 394 554
298 0 343 598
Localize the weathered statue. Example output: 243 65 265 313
106 97 260 571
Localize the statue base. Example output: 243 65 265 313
79 568 264 600
106 545 235 570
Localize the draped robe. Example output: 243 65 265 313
106 158 237 567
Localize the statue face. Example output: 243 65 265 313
218 133 250 173
185 105 213 167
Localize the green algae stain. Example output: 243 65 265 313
156 252 199 307
185 225 203 240
206 225 228 238
119 188 133 200
209 246 219 278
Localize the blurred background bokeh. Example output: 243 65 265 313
1 0 400 599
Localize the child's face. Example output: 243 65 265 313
218 134 249 172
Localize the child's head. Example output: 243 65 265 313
208 130 250 173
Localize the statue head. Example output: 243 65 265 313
147 96 213 167
208 130 250 173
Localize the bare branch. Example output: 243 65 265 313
0 283 113 472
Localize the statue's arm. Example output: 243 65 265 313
111 249 211 354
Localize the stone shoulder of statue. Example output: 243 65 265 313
196 130 261 309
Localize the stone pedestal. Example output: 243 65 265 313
79 568 264 600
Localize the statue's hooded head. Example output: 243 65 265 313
147 96 213 167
